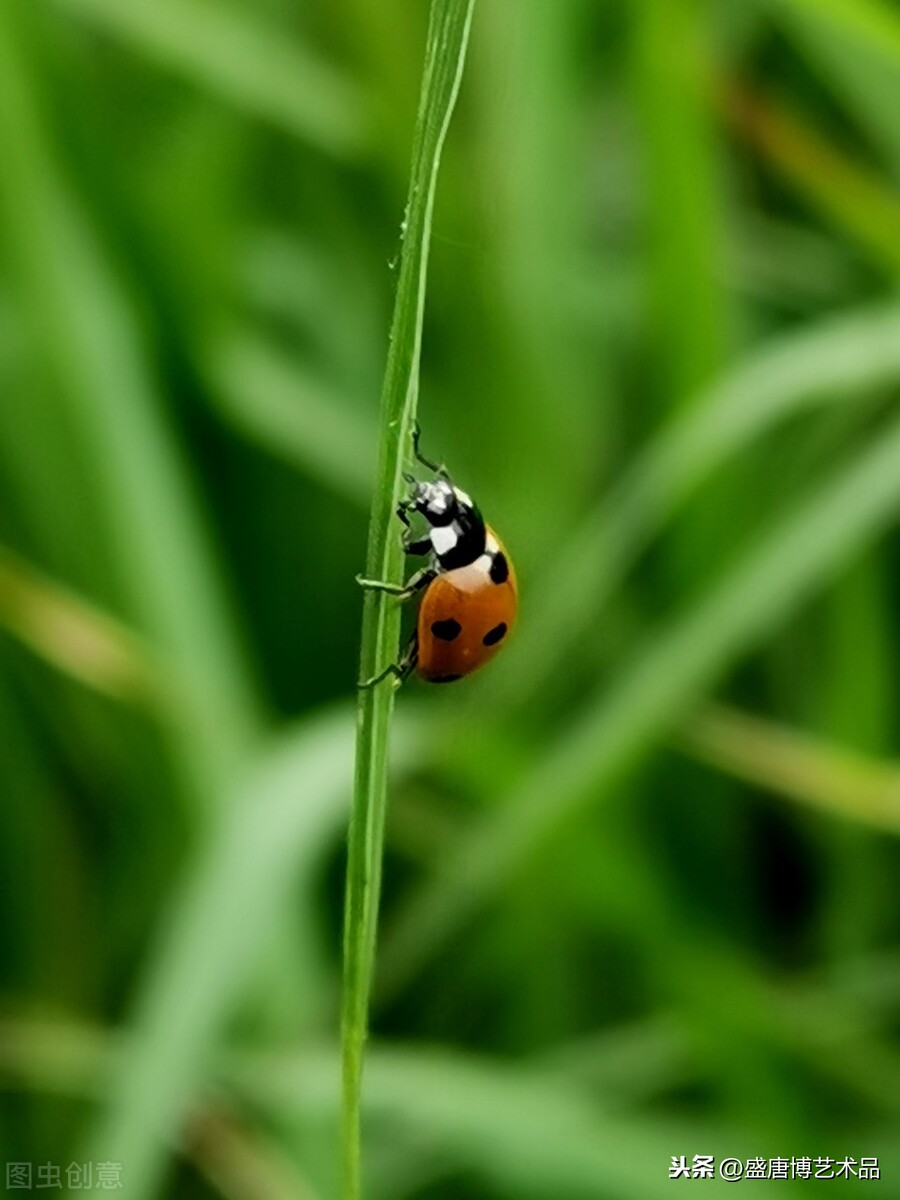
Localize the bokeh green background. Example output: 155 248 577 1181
2 0 900 1197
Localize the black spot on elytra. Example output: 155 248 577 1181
431 618 462 642
489 552 509 584
482 622 507 646
431 674 462 684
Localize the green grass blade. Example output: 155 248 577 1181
0 1 262 803
633 0 730 408
202 327 375 506
240 1044 807 1200
56 0 366 155
342 3 475 1197
0 545 161 706
380 409 900 996
774 0 900 172
680 703 900 835
79 709 363 1200
485 301 900 708
776 0 900 64
468 0 600 550
723 80 900 275
0 1018 807 1200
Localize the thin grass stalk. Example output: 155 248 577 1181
723 78 900 275
59 0 366 154
679 703 900 835
481 301 900 710
0 0 261 805
340 3 475 1197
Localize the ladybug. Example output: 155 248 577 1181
358 426 517 686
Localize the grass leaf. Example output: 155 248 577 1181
0 0 262 805
79 709 363 1200
342 2 476 1196
487 301 900 708
57 0 366 155
680 703 900 834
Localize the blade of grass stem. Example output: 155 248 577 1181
484 301 900 708
634 0 729 408
79 707 373 1200
722 79 900 275
773 0 900 172
0 1020 323 1200
632 0 735 608
56 0 366 156
817 556 893 750
0 1019 789 1199
0 678 77 1002
202 327 375 506
342 3 475 1196
774 0 900 63
0 548 261 819
380 409 900 997
11 947 900 1170
186 1109 323 1200
814 557 893 957
0 0 262 805
537 1016 691 1104
240 1044 804 1200
678 702 900 835
558 821 900 1126
470 0 598 550
0 545 161 706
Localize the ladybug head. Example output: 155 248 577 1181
409 478 458 526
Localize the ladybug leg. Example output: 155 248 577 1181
411 421 449 479
402 532 432 555
396 485 432 552
396 492 415 527
355 567 435 599
357 631 419 689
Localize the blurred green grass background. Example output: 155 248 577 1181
2 0 900 1196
